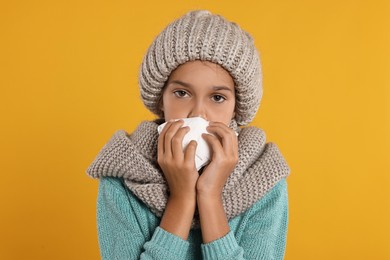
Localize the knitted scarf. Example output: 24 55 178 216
86 119 290 228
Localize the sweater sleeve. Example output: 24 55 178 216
97 177 190 260
201 178 289 260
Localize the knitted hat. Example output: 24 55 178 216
138 10 262 126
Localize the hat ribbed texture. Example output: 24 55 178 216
139 10 262 126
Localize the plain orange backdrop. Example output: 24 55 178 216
1 0 389 259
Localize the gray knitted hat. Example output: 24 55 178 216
139 10 262 126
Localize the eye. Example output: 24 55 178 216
211 94 226 103
173 90 190 98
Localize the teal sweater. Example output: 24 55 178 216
96 177 289 259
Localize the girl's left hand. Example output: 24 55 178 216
196 121 239 199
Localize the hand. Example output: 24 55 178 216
196 121 239 199
157 120 199 201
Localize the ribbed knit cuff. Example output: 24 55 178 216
150 226 190 257
201 231 240 259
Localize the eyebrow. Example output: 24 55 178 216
168 80 233 92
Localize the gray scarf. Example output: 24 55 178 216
86 119 290 228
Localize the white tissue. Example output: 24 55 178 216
157 117 211 171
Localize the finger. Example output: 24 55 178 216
184 140 197 165
164 120 184 157
172 126 190 159
207 122 235 137
202 133 224 157
158 120 174 156
209 125 237 158
206 124 236 153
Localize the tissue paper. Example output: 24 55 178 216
157 117 211 171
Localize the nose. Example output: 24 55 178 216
189 100 207 120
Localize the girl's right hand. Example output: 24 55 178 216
157 120 199 201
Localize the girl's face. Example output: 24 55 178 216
161 60 236 125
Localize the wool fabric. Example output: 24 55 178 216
139 10 262 126
97 176 289 259
86 119 290 228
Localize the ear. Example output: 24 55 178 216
158 97 164 111
158 101 165 119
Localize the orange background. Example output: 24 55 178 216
1 0 389 259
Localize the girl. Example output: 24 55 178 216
87 10 290 259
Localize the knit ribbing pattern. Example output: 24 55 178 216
87 120 290 228
139 10 262 126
